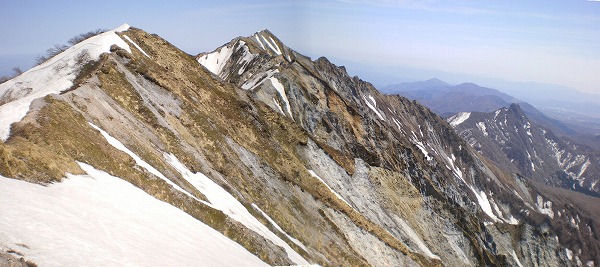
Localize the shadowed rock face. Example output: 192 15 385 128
0 26 598 266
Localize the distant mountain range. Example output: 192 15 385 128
448 104 600 198
382 78 600 136
382 79 576 137
383 78 600 197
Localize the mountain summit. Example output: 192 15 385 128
0 25 598 266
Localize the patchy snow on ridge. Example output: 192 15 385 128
123 35 151 58
273 97 285 114
0 24 131 141
411 137 432 161
362 95 385 121
397 218 440 260
164 153 309 265
253 33 282 55
114 23 131 32
242 69 279 90
476 122 488 136
308 169 352 207
236 41 256 75
536 195 554 219
198 45 233 78
566 248 574 261
262 35 282 55
253 33 266 50
88 123 202 203
509 249 524 267
0 162 268 267
270 77 293 118
251 203 308 252
448 112 471 127
471 188 499 222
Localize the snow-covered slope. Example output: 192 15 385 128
0 162 268 267
0 24 131 141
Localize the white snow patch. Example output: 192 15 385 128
259 34 282 55
392 117 403 132
566 248 574 261
448 112 471 127
123 35 150 58
476 122 488 136
270 77 293 118
397 219 440 260
525 122 532 137
273 97 284 114
267 36 283 55
536 195 554 219
253 34 266 49
526 150 536 171
0 162 268 267
578 159 591 178
242 69 279 90
509 249 524 267
251 204 308 252
164 153 308 265
114 23 131 32
308 170 351 207
446 154 465 182
413 140 432 161
362 95 385 121
506 215 520 225
236 41 256 75
493 109 501 120
471 188 498 222
0 25 131 141
491 199 504 218
198 45 233 77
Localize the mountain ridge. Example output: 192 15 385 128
0 24 597 266
449 103 600 197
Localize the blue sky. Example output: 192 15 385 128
1 0 599 93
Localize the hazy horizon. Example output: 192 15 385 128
1 0 599 94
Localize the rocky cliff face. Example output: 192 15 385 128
449 103 600 198
0 25 598 266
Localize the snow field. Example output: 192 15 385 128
0 162 269 267
0 24 132 141
448 112 471 127
198 45 234 77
